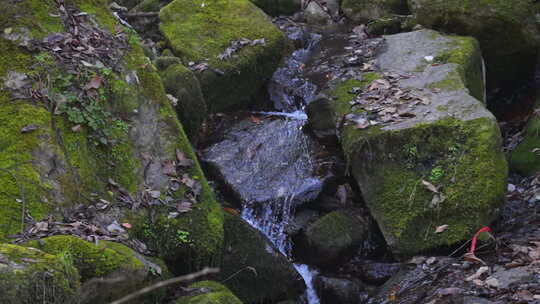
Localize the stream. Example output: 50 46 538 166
204 23 327 303
241 24 322 304
202 21 382 303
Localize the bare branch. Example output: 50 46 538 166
109 267 219 304
121 12 159 19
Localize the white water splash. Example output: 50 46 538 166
294 264 321 304
241 195 321 304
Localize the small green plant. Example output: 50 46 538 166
429 166 444 181
406 144 418 158
175 229 191 245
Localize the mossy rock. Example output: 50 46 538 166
159 0 292 112
330 30 507 256
23 235 145 281
408 0 540 89
159 62 207 143
23 235 168 303
176 281 243 304
510 99 540 176
1 0 224 277
301 210 368 266
342 0 409 22
0 243 80 304
248 0 300 16
218 214 304 304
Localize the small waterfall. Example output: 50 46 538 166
239 25 324 304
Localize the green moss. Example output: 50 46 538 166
409 0 537 88
24 235 145 281
159 0 292 112
0 101 54 240
432 36 484 102
330 77 507 255
176 281 243 304
305 210 366 256
342 0 409 22
510 112 540 175
122 40 224 275
351 118 506 255
0 0 64 39
160 63 207 142
0 243 80 304
218 214 303 303
71 0 117 33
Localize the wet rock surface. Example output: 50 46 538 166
202 116 334 208
314 275 366 304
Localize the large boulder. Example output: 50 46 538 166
24 235 167 303
342 0 409 22
0 0 223 275
159 0 292 112
0 243 79 304
330 30 507 256
218 214 305 304
408 0 540 89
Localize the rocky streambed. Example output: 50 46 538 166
1 0 540 303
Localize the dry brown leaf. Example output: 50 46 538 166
422 180 439 193
435 224 449 233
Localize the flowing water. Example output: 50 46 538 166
239 25 324 304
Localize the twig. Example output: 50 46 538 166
220 266 257 283
121 12 159 19
109 267 219 304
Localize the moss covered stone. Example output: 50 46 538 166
218 214 304 304
408 0 540 89
0 243 79 304
23 235 145 280
302 210 368 266
160 62 207 143
341 0 409 22
22 235 170 303
159 0 292 112
176 281 243 304
1 0 224 279
510 98 540 176
329 30 507 256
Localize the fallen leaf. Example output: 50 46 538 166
177 201 192 213
21 124 39 133
223 207 239 215
435 224 449 233
250 115 263 124
148 190 161 199
162 160 176 176
71 124 82 132
422 180 439 193
83 75 103 90
465 266 489 281
176 149 194 167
